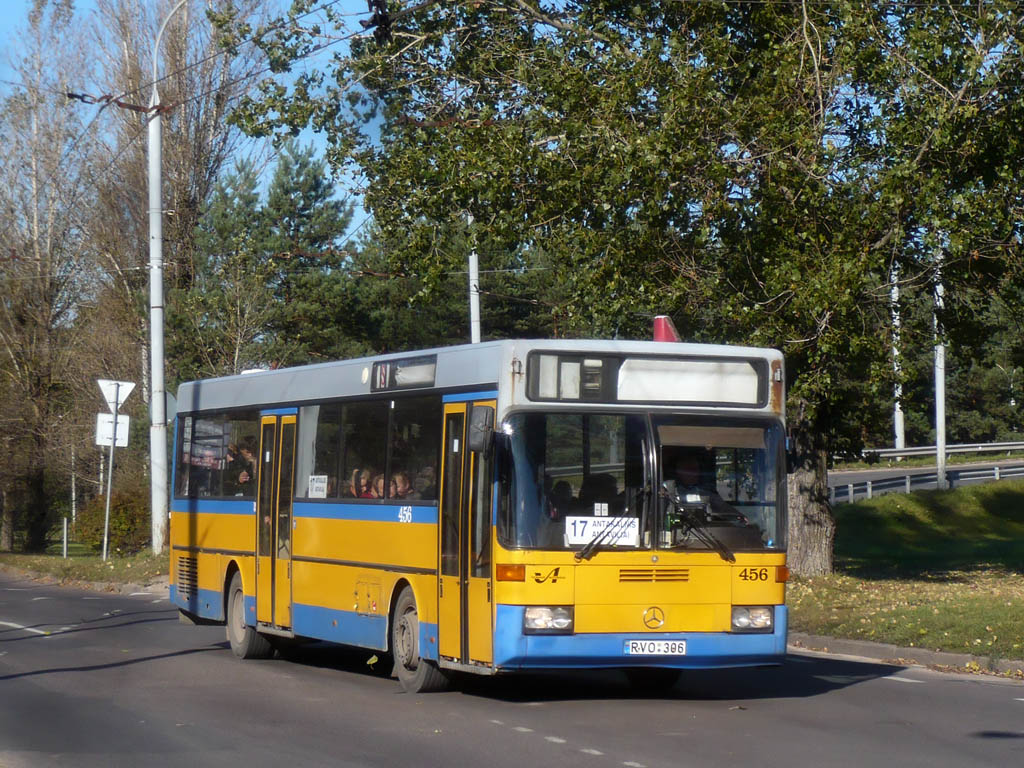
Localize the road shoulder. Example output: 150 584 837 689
789 631 1024 678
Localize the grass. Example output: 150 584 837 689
790 479 1024 663
0 543 168 587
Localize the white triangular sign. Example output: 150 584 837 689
97 379 136 413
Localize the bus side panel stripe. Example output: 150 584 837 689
294 501 438 524
442 390 498 403
171 499 254 515
292 603 389 651
170 584 224 622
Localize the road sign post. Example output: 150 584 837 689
97 380 135 561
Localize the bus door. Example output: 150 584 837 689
438 400 496 666
255 412 297 629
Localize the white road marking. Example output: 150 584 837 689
545 737 567 744
30 597 52 602
1014 698 1024 702
489 719 504 725
580 748 604 756
0 621 48 635
623 762 646 767
885 676 925 684
129 592 151 596
513 726 534 733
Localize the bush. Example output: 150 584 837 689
76 488 150 554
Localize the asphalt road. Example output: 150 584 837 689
2 569 1022 767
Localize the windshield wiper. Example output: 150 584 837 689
661 487 736 563
574 502 638 562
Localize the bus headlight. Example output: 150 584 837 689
731 606 773 633
523 606 574 634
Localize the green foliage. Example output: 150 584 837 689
227 0 1024 452
790 480 1024 661
833 480 1024 575
221 2 1024 573
168 141 355 379
75 487 150 555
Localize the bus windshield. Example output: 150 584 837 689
500 412 785 553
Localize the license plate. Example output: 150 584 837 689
623 639 686 656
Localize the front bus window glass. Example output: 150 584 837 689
654 418 786 552
500 412 648 550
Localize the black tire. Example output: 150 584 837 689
226 572 273 659
391 586 449 693
624 667 681 692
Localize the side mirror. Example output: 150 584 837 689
468 405 495 455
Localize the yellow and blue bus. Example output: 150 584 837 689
170 339 788 692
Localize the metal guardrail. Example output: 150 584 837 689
830 464 1024 504
863 441 1024 459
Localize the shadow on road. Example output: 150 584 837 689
0 644 225 682
260 642 900 703
0 607 179 644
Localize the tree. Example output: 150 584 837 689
0 0 101 550
259 141 355 366
170 159 273 379
174 141 356 377
230 1 1024 574
84 0 269 393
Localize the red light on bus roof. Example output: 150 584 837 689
653 315 682 342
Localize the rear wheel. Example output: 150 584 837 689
226 572 272 659
391 586 448 693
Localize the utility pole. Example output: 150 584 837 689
467 213 481 344
891 266 905 452
934 253 947 490
148 0 188 554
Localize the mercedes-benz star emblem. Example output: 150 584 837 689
643 606 665 629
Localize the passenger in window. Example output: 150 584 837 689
236 439 257 489
371 473 394 499
415 465 437 500
350 468 374 498
223 444 242 495
392 471 420 500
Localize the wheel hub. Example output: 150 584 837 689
397 609 419 670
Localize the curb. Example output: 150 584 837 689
789 631 1024 678
0 562 170 597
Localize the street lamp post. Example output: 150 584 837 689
149 0 188 555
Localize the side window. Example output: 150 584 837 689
341 400 389 499
175 416 192 497
222 411 260 498
296 404 343 499
388 395 442 501
190 414 225 497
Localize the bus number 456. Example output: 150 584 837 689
738 567 768 581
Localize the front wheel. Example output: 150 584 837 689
226 572 272 659
391 586 448 693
